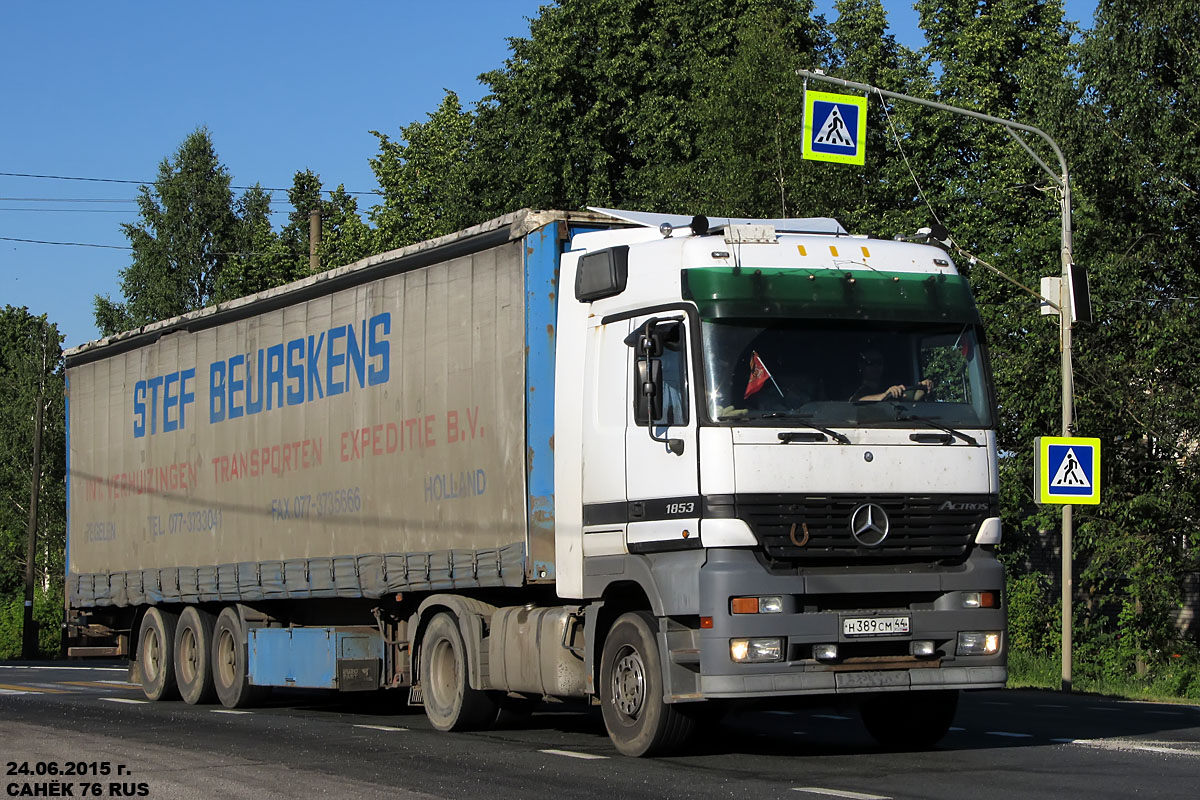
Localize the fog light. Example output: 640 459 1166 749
911 640 936 657
730 637 784 663
957 631 1002 655
962 591 998 608
813 643 839 662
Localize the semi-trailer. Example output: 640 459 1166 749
65 207 1006 756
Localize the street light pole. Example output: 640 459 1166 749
797 69 1078 690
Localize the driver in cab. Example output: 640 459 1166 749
850 348 934 402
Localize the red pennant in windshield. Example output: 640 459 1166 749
744 351 772 399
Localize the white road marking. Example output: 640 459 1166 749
811 714 851 720
986 731 1033 738
766 710 794 716
792 788 891 800
211 709 253 715
949 727 966 732
1146 711 1184 716
100 697 148 705
0 688 36 695
353 724 407 731
1036 704 1068 709
1068 738 1200 758
540 749 609 760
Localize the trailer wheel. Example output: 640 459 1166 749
599 611 694 757
174 607 217 705
137 607 179 701
212 607 267 708
420 612 495 731
860 689 959 750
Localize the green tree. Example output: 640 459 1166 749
370 91 479 249
0 308 65 602
1062 0 1200 674
908 0 1076 572
213 185 297 303
94 128 237 334
474 0 826 215
281 168 323 266
319 185 375 267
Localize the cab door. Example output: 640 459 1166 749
623 315 701 552
580 317 630 558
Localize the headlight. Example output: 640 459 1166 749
957 631 1001 655
730 637 784 663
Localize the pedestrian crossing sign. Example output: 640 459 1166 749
803 90 867 165
1035 436 1101 505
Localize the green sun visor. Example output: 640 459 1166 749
681 267 980 324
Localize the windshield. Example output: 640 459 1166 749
700 318 994 429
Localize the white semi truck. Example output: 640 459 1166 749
65 208 1005 756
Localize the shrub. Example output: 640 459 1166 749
0 586 64 659
1006 571 1058 655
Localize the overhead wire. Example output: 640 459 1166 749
0 170 383 197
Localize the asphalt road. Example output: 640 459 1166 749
2 661 1197 800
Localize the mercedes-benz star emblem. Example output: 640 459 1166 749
849 503 890 547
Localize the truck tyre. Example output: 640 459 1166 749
174 606 217 705
860 689 959 750
420 612 496 731
600 611 694 757
137 607 179 701
212 607 267 708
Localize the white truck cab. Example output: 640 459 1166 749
555 209 1004 755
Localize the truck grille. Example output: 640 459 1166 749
707 494 995 564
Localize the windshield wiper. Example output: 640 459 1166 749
758 413 851 445
895 410 982 447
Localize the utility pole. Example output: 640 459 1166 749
797 69 1080 690
309 208 322 272
22 323 47 659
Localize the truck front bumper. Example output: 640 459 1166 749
696 549 1007 699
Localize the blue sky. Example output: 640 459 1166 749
1 1 1097 348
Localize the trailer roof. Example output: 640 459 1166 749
65 209 616 367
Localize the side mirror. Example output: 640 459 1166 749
635 359 664 423
626 318 686 456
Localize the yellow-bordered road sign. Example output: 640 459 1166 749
803 90 867 165
1034 436 1101 505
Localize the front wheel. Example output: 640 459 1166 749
860 690 959 749
599 611 694 757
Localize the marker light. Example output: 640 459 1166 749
957 631 1002 656
730 638 784 663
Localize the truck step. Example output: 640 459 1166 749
408 684 424 706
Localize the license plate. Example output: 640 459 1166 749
842 616 910 637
